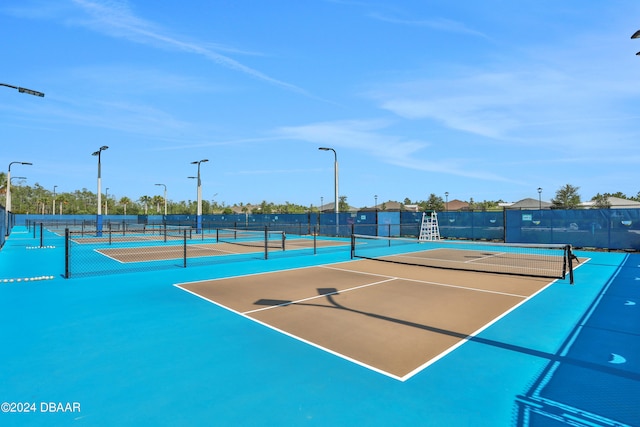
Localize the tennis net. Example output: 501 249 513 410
216 228 285 251
351 234 575 284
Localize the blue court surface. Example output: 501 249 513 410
1 226 639 426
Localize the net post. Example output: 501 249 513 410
350 233 355 259
40 223 44 247
264 226 268 260
164 222 167 243
183 229 187 268
314 226 317 255
109 227 112 245
282 231 286 251
568 245 574 285
64 228 70 279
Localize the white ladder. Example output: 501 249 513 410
419 211 440 241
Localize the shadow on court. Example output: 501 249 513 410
255 287 640 384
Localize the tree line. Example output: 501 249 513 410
0 176 638 215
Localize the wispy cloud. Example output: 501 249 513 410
71 0 307 92
368 12 489 38
228 168 324 176
24 0 311 96
274 119 508 181
368 60 640 152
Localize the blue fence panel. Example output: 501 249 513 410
377 212 400 236
505 209 640 250
0 205 5 247
11 208 640 250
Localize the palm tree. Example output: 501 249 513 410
119 196 132 215
151 195 164 213
138 196 151 214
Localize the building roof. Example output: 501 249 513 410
446 199 470 211
508 198 553 209
359 201 407 211
581 196 640 209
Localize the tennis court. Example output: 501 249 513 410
93 235 348 263
64 229 349 277
1 226 639 426
178 260 561 380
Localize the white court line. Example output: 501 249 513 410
243 277 397 315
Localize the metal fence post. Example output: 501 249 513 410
183 229 187 268
65 228 70 278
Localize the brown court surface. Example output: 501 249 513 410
177 259 555 379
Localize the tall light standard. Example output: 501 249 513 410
445 192 449 212
2 82 43 234
537 187 542 210
92 146 108 236
1 83 45 97
155 183 167 216
319 147 339 235
52 185 57 216
191 159 208 233
5 161 32 235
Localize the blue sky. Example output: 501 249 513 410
2 0 640 209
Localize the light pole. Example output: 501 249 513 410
319 147 339 235
52 185 57 216
537 187 542 210
1 83 45 97
2 82 43 233
5 161 32 235
191 159 208 233
374 195 378 210
155 184 167 216
92 146 108 236
445 192 449 212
